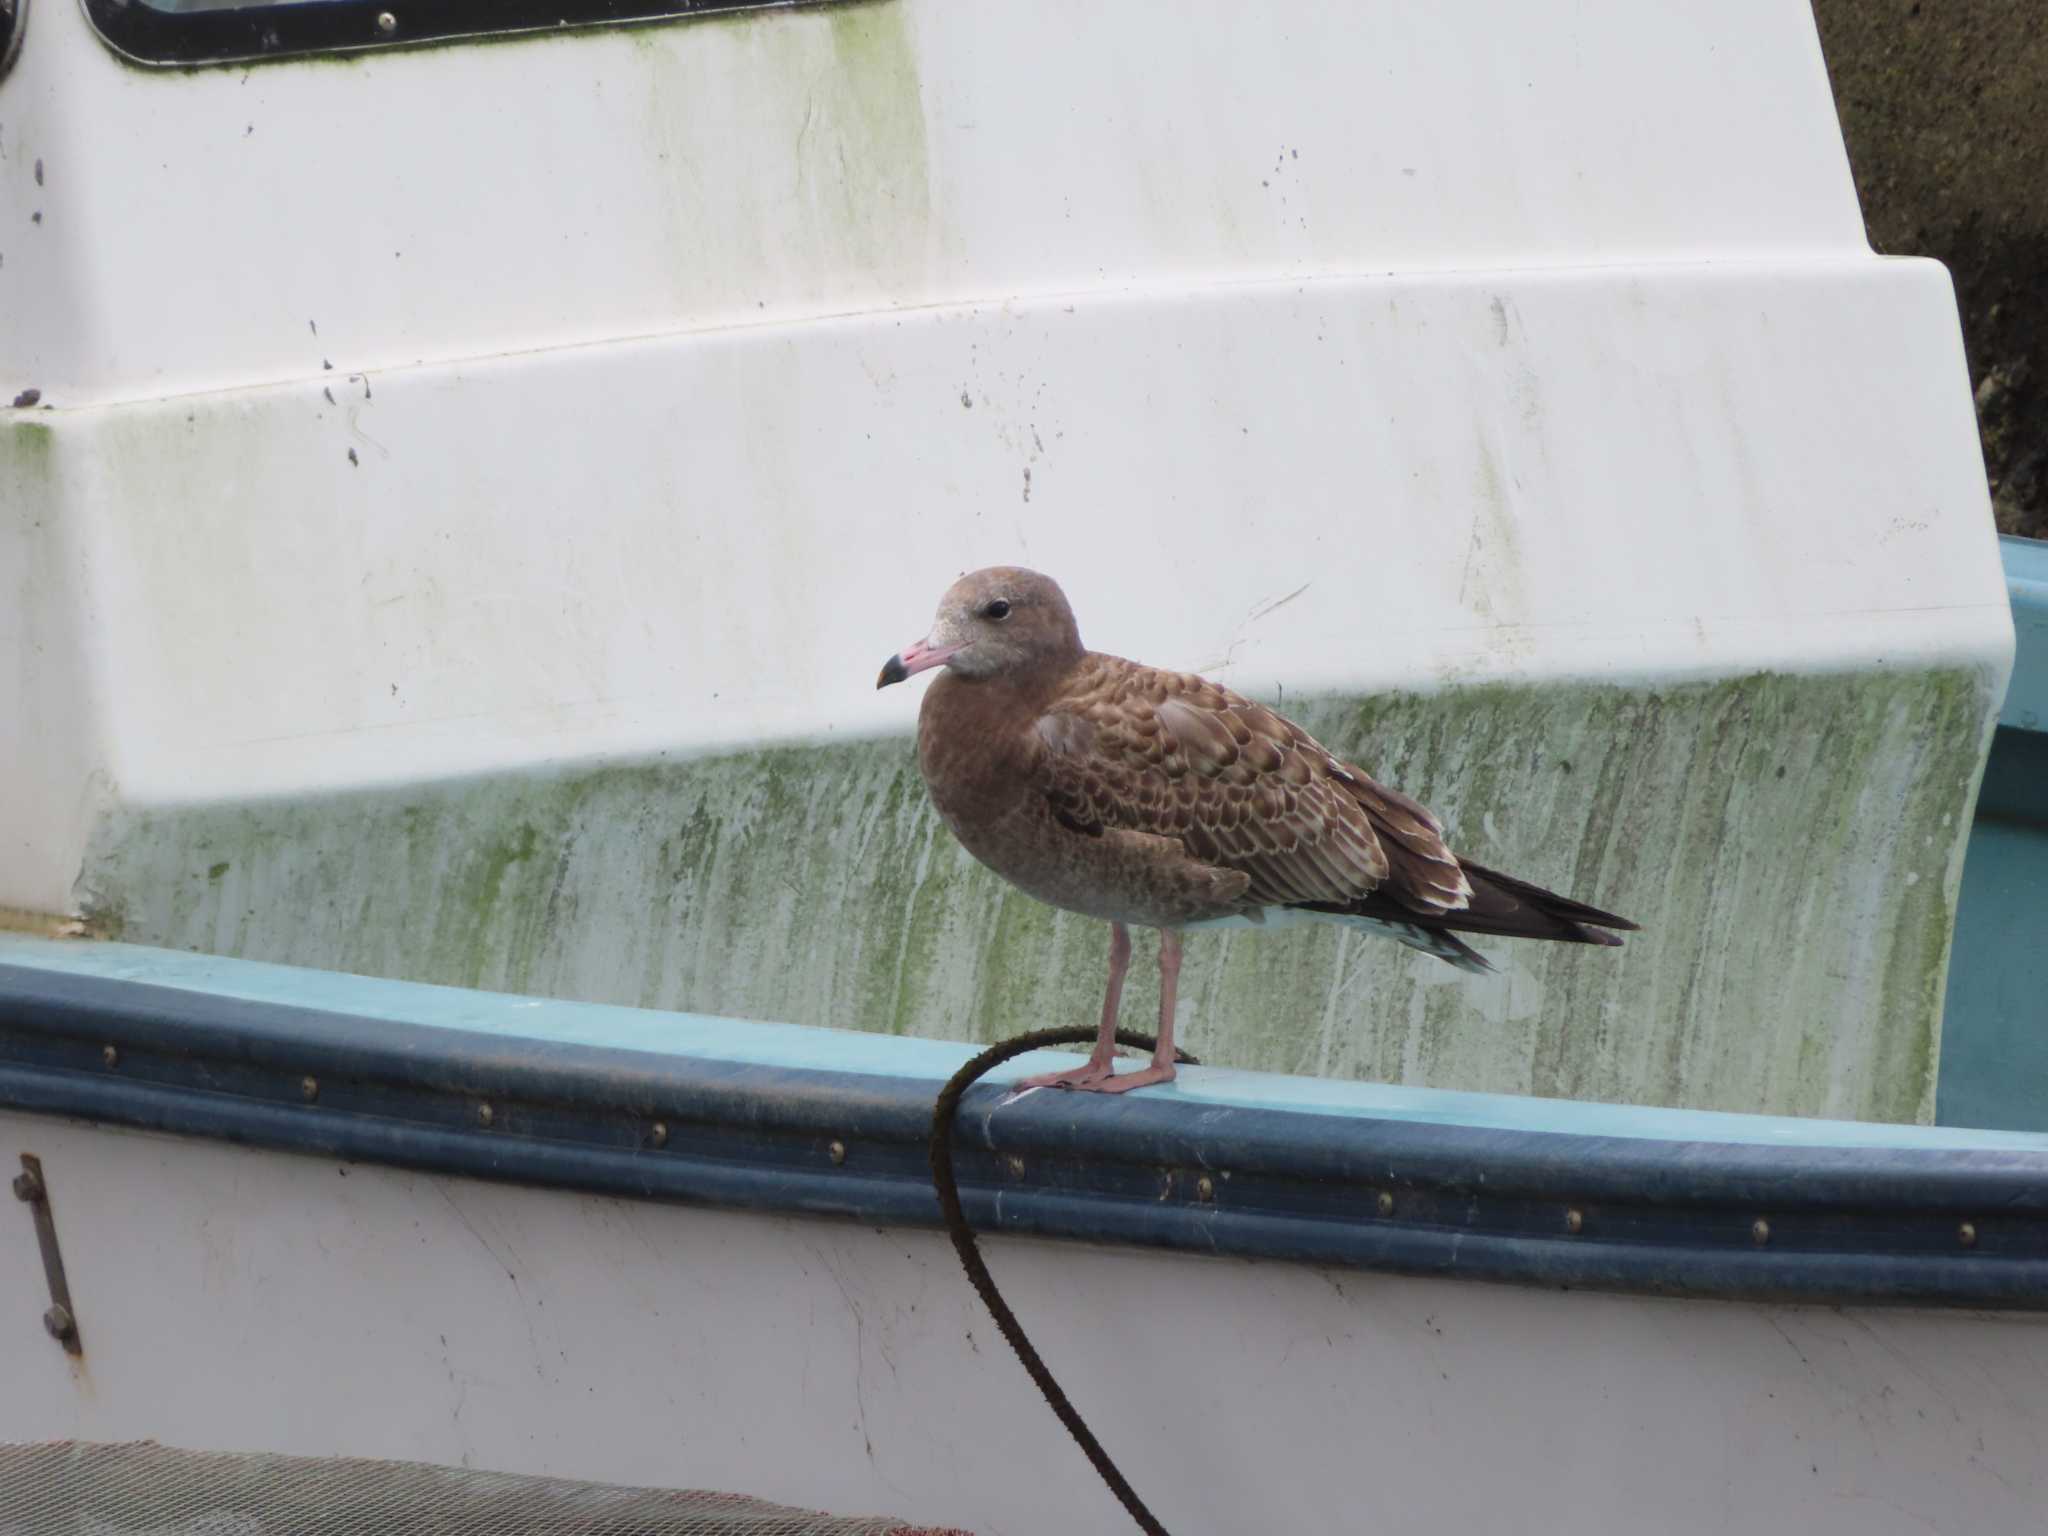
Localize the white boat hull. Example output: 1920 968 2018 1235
7 1109 2043 1535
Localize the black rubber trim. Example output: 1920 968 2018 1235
3 959 2046 1307
81 0 840 69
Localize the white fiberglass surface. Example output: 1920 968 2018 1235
10 0 1863 401
15 262 2007 817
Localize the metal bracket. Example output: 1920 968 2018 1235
12 1153 81 1355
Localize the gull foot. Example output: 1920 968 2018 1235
1086 1062 1176 1094
1015 1061 1177 1094
1014 1057 1116 1090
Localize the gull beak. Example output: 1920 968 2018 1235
876 637 960 689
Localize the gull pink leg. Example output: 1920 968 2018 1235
1093 928 1181 1094
1015 922 1131 1089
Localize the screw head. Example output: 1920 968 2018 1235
1375 1191 1394 1217
650 1121 669 1148
375 10 397 32
1005 1154 1025 1178
1959 1221 1978 1248
42 1304 75 1342
827 1140 847 1165
475 1102 494 1128
101 1045 119 1068
1565 1208 1585 1235
300 1076 319 1102
1195 1174 1215 1202
1751 1218 1771 1245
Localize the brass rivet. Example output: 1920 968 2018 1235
1376 1191 1394 1217
101 1045 119 1068
1959 1221 1978 1248
828 1140 847 1165
650 1121 669 1148
1565 1208 1584 1235
1195 1174 1215 1202
476 1102 494 1128
1751 1218 1771 1245
1005 1154 1026 1178
375 10 398 33
300 1076 319 1102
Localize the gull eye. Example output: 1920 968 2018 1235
983 599 1012 621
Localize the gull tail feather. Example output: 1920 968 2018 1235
1291 862 1636 973
1457 860 1639 939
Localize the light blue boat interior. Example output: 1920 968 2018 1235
1937 535 2048 1131
7 930 2046 1155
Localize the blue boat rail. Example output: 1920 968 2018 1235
3 936 2046 1311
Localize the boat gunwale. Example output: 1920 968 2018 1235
4 955 2046 1311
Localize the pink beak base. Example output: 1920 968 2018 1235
876 638 961 689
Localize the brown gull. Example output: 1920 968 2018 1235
877 567 1637 1093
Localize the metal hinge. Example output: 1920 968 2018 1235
12 1153 82 1356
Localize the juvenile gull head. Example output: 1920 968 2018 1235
877 567 1083 688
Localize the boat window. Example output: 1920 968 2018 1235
85 0 841 68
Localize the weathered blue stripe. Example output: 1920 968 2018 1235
4 942 2047 1308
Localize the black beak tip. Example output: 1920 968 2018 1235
877 655 908 690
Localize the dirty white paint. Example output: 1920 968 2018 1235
6 1 1865 405
7 263 2004 812
4 1114 2044 1535
0 0 2010 1116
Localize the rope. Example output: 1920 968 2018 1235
928 1027 1199 1536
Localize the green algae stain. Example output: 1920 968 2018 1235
3 420 56 481
446 821 541 988
799 0 933 283
609 0 931 303
824 4 929 198
4 420 60 637
74 665 1995 1124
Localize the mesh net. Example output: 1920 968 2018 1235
0 1442 969 1536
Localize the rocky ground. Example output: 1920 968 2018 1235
1813 0 2048 539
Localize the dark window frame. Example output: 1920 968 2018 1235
84 0 835 68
